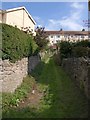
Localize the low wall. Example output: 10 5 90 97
1 55 41 93
62 57 90 98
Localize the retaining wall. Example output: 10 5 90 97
62 57 90 98
0 55 41 93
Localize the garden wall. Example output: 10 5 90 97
1 58 28 93
28 55 41 73
0 55 41 93
62 57 90 98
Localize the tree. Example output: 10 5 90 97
82 29 85 31
34 26 49 50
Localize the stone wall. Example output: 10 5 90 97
1 58 28 93
0 55 41 93
62 57 90 98
28 55 41 73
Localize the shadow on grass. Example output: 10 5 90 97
2 57 88 118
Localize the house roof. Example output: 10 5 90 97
45 31 90 35
2 6 36 25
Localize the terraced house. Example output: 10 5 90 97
45 31 89 45
0 6 36 36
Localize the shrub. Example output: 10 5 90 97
74 40 90 48
59 40 90 59
72 46 88 57
60 41 72 59
88 48 90 58
1 23 38 62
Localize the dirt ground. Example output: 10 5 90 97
18 86 43 108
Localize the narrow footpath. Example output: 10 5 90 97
35 58 88 118
4 57 88 118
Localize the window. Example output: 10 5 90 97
57 35 60 38
51 36 53 38
81 35 84 38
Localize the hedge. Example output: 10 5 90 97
59 40 90 59
72 46 89 57
60 41 72 58
1 23 39 62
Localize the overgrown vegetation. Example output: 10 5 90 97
59 40 90 59
2 76 35 112
2 55 88 118
1 24 88 118
59 41 72 59
1 23 39 62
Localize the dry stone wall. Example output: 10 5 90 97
0 55 41 93
62 57 90 98
1 58 28 93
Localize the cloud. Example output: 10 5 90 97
45 19 83 30
70 2 84 9
45 2 86 30
33 2 87 31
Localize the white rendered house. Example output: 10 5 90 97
0 6 36 36
45 31 89 45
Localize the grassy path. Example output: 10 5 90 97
3 57 88 118
35 58 88 118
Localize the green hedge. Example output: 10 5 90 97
72 46 89 57
59 40 90 59
1 23 38 62
60 41 72 58
73 40 90 47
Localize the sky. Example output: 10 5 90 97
2 2 88 31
